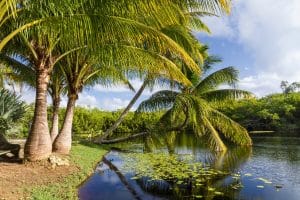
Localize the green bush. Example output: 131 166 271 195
69 107 162 138
217 93 300 133
10 104 162 139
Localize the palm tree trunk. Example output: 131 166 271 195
52 95 76 154
24 68 52 161
94 80 148 143
50 96 60 142
100 132 148 144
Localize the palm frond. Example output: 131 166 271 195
203 55 222 72
137 90 179 112
0 53 35 88
193 66 238 94
0 88 26 126
201 89 253 102
203 116 227 151
208 109 252 146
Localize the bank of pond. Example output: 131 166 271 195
78 134 300 200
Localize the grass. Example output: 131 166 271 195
29 143 108 200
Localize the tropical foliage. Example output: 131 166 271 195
10 106 162 140
0 0 233 160
218 93 300 132
137 66 253 151
0 88 26 132
280 81 300 94
0 88 26 152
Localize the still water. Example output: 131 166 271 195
79 135 300 200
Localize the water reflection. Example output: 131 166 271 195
79 135 300 200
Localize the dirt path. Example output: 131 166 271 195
0 140 78 200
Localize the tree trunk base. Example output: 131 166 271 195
52 144 71 155
24 143 52 161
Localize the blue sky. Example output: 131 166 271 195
21 0 300 110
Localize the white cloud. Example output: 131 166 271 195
93 78 171 97
20 89 35 104
204 0 300 96
93 84 132 93
200 16 235 38
101 97 130 111
76 93 99 108
238 73 282 97
93 79 143 93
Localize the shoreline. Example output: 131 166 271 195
0 142 107 200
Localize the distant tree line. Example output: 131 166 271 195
217 93 300 133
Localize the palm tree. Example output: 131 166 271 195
99 1 230 143
0 53 65 142
1 0 206 160
137 66 253 151
48 67 66 142
0 88 26 156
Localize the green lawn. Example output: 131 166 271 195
30 143 108 200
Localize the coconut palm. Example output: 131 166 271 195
0 53 66 142
137 66 253 151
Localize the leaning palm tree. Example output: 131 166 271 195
137 66 253 151
100 0 232 141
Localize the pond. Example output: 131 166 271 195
78 134 300 200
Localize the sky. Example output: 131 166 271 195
21 0 300 110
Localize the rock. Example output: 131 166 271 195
48 155 70 167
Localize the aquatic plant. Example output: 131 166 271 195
120 152 228 197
